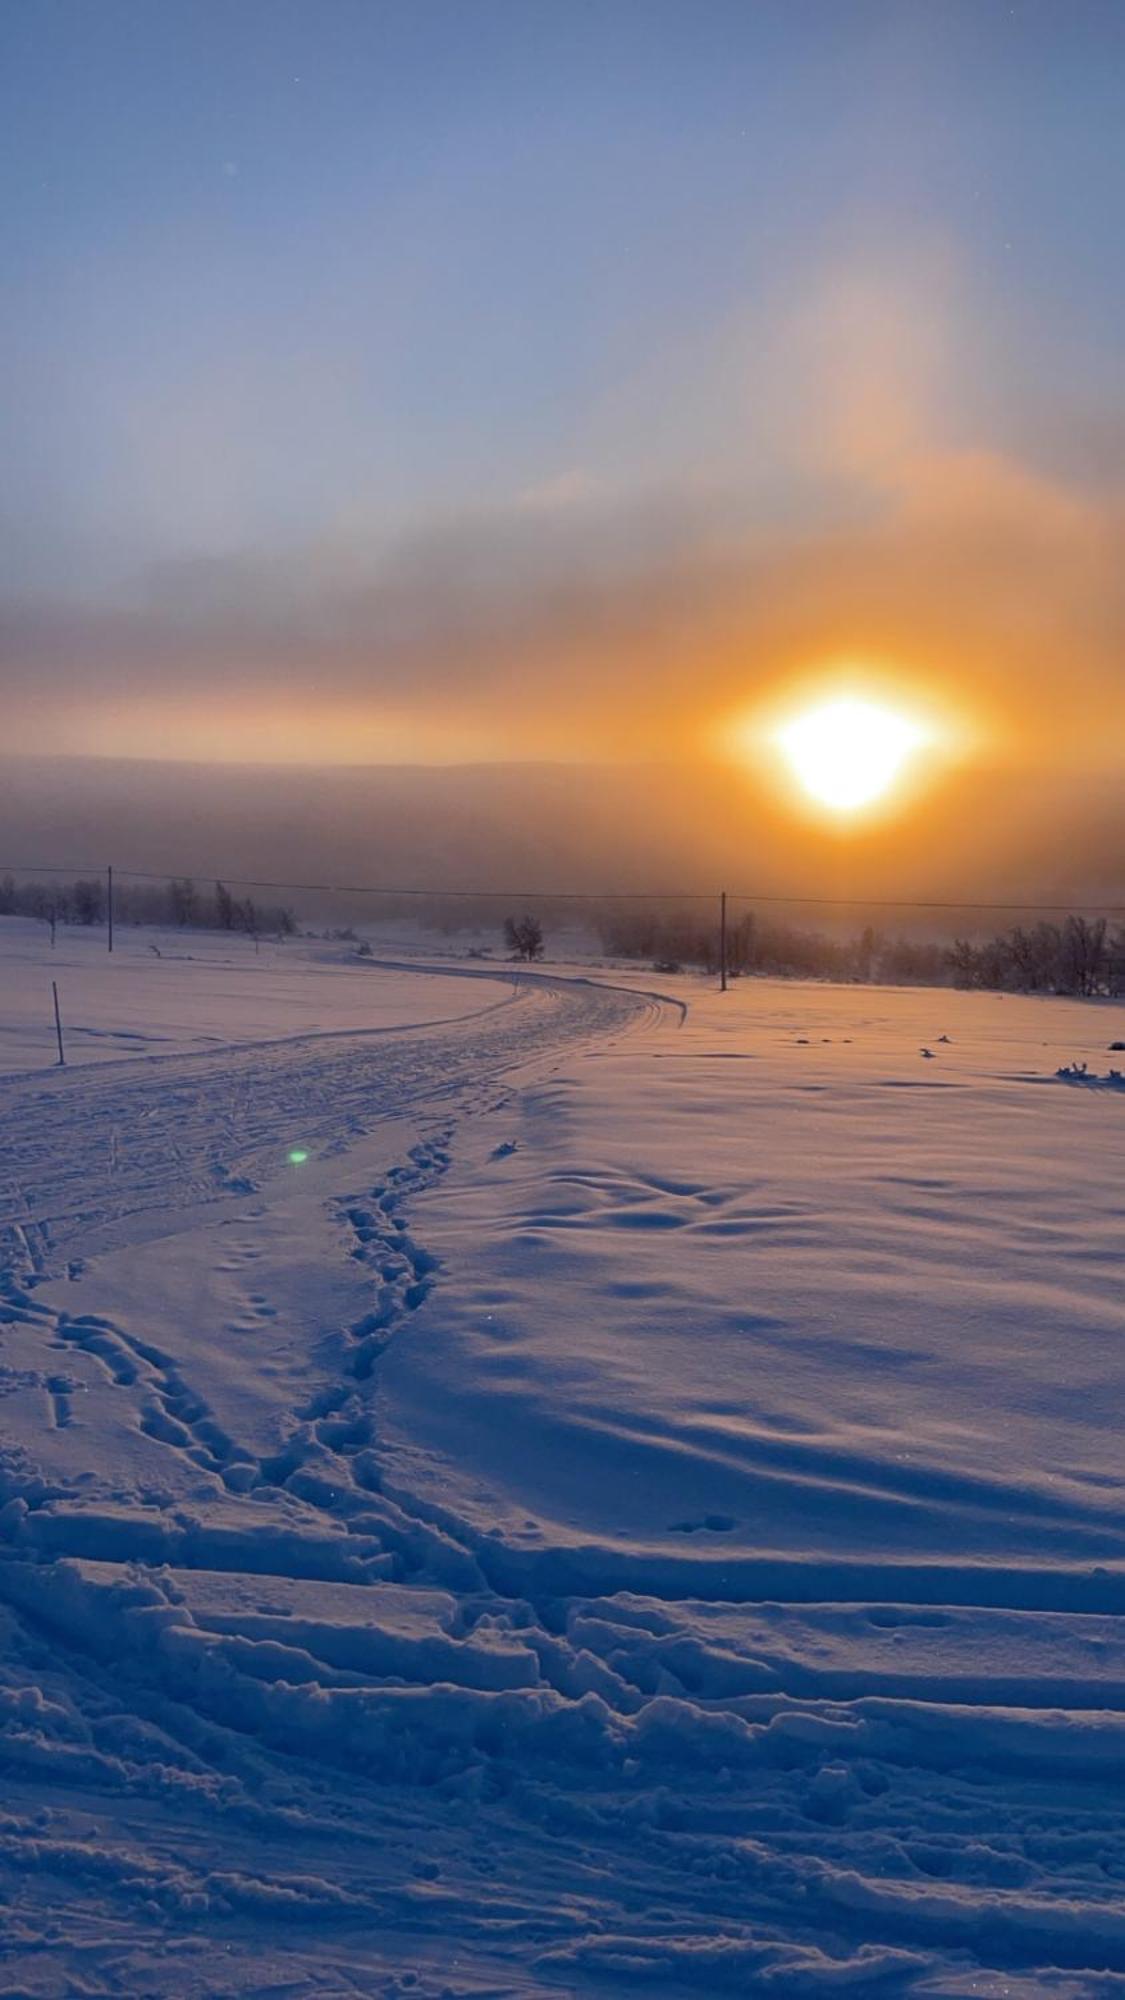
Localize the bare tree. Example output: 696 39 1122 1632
168 877 198 927
1060 915 1107 997
503 913 544 961
72 877 105 926
1004 923 1059 992
855 924 883 982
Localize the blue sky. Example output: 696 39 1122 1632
2 0 1123 767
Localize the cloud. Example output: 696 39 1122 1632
3 436 1123 774
3 237 1123 777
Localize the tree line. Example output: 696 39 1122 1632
596 908 1125 995
0 875 296 939
3 874 1121 995
947 915 1124 997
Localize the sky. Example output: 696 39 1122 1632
2 1 1123 831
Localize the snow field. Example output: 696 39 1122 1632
0 933 1123 1994
0 918 517 1072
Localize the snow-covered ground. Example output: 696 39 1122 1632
1 921 1124 1996
0 919 517 1071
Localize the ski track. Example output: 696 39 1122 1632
0 966 1123 1996
0 974 645 1274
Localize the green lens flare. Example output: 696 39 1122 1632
288 1148 309 1165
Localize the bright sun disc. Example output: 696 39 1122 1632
776 697 926 813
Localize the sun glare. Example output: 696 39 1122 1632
775 697 927 814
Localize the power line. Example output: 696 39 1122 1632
1 862 1122 916
0 862 110 879
726 892 1125 915
112 870 717 904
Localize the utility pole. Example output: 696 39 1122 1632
52 981 66 1066
107 865 114 954
719 889 728 992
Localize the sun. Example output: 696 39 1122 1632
775 696 927 814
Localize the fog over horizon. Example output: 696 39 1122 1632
1 752 1121 921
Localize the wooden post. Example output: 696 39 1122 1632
52 981 65 1066
720 889 728 993
107 865 114 953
